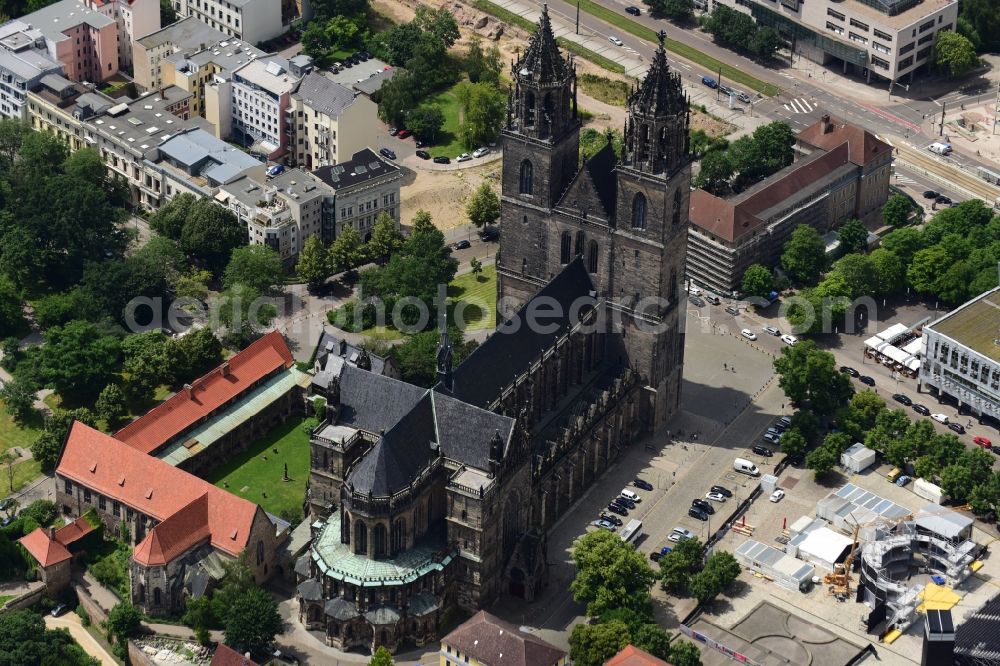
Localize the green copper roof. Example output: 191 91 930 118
311 513 452 587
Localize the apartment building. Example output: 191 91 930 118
169 0 311 45
26 74 114 150
288 72 378 170
921 286 1000 423
160 35 265 121
132 16 228 91
0 28 63 119
312 148 403 243
687 114 891 294
720 0 958 82
228 55 307 160
219 168 333 262
82 0 160 70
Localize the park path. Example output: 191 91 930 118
46 613 117 666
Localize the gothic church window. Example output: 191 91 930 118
525 91 535 126
672 190 682 225
632 193 647 229
519 160 533 195
575 230 585 256
560 231 571 264
588 241 598 273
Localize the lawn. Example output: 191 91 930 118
0 594 13 608
579 74 630 106
448 264 497 332
357 325 405 341
425 84 466 159
0 402 44 494
206 415 313 520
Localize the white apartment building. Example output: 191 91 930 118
312 148 403 243
229 55 306 160
289 72 378 170
219 168 332 262
0 28 63 119
132 16 228 91
721 0 958 83
170 0 311 45
921 287 1000 424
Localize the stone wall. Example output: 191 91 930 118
74 581 109 626
3 583 46 611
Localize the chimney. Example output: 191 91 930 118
221 361 230 378
184 383 194 398
821 114 833 134
48 527 57 540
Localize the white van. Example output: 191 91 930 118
928 142 952 155
620 489 641 503
733 458 760 476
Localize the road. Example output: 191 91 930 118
46 613 117 666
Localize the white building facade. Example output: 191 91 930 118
169 0 311 45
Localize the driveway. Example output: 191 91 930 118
46 613 117 666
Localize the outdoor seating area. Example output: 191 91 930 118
864 323 923 378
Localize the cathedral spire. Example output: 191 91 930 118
516 4 569 84
629 30 686 118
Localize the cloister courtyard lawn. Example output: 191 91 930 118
206 415 314 520
448 264 496 332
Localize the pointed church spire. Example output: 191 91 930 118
516 3 570 84
630 30 685 117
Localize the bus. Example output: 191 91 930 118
620 519 643 545
978 165 1000 186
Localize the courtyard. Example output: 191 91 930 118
206 415 313 520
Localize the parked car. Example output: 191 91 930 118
689 296 705 307
772 419 788 432
769 489 785 503
457 153 472 162
388 127 398 136
606 503 628 516
454 240 472 250
592 519 617 532
737 91 752 104
620 489 641 503
599 512 623 526
379 147 397 160
913 404 931 416
974 436 992 449
415 150 430 160
691 498 715 514
625 5 641 14
741 328 757 341
936 195 953 205
612 496 635 510
892 393 912 406
609 36 624 46
763 325 780 336
397 129 411 139
923 190 939 199
706 295 721 305
949 423 966 434
710 485 733 498
479 226 500 241
633 478 654 491
688 506 709 521
272 649 300 664
670 527 695 541
931 413 950 424
706 491 727 502
895 475 912 487
50 604 68 617
781 334 798 345
702 75 718 88
726 305 740 316
752 444 773 457
763 433 781 445
649 545 671 562
840 366 860 377
472 147 490 158
433 156 450 164
859 375 876 386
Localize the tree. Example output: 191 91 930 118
223 588 282 654
414 6 460 48
0 275 25 338
174 268 212 301
644 0 694 21
669 640 704 666
633 624 672 660
104 602 142 646
689 567 725 605
870 248 905 296
180 200 246 275
940 463 974 501
470 257 484 281
182 596 216 645
38 321 122 403
19 500 56 527
461 82 506 149
805 442 840 479
778 428 808 459
394 328 474 387
569 620 631 666
0 378 36 423
95 384 127 429
773 341 852 415
659 536 703 594
31 431 62 473
121 331 172 402
934 31 979 77
216 284 275 345
837 218 868 255
406 105 445 144
864 409 911 454
570 529 657 617
329 226 365 275
369 646 395 666
781 225 826 285
367 211 406 262
881 194 913 228
150 193 196 240
740 264 773 299
466 182 501 229
223 245 283 295
0 610 101 666
172 327 223 380
160 0 178 24
693 150 734 193
296 236 331 292
750 26 782 60
0 451 16 493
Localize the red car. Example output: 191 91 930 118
397 129 411 139
974 436 992 449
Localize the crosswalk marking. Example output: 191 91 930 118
895 174 917 185
783 98 814 114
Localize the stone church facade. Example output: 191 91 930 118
296 12 690 655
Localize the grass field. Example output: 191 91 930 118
0 403 43 494
448 264 497 332
206 415 313 519
0 595 14 608
579 74 630 106
425 84 467 159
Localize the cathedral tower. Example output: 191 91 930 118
612 31 691 427
497 5 581 312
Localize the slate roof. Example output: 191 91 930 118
324 597 359 620
448 257 596 409
293 73 358 117
296 578 323 601
315 329 391 376
336 365 425 433
442 611 567 666
365 605 402 625
516 5 570 84
115 331 293 456
312 148 401 190
409 591 439 616
433 392 514 471
18 528 71 568
629 32 686 117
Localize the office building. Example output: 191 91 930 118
229 55 306 160
132 16 229 91
288 72 378 170
169 0 311 45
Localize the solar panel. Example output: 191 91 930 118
355 165 367 174
368 161 380 170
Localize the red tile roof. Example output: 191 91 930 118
57 422 260 561
605 645 672 666
54 515 97 547
211 643 259 666
18 528 71 568
797 114 891 166
133 494 212 566
442 611 567 666
115 331 294 455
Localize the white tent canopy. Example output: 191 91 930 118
878 323 910 343
798 527 853 571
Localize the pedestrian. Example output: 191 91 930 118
782 403 785 409
724 362 727 370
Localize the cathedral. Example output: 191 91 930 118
295 9 690 654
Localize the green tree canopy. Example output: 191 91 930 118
740 263 774 298
773 341 853 415
570 529 657 617
406 105 446 143
296 236 331 292
934 31 979 76
644 0 694 21
223 588 282 654
95 384 127 429
569 620 631 666
367 212 405 261
180 200 246 275
0 610 99 666
466 182 501 229
837 218 868 255
329 226 365 275
223 245 283 295
105 602 142 646
369 646 395 666
38 321 122 403
781 225 827 285
881 193 913 228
